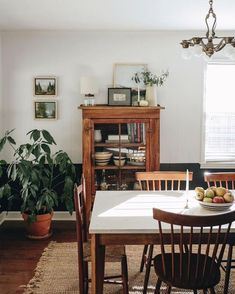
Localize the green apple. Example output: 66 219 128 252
203 197 213 203
205 188 215 198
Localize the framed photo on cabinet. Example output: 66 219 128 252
108 88 131 106
34 76 57 96
34 101 57 120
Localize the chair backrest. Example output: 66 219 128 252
136 171 193 191
204 172 235 189
152 207 235 283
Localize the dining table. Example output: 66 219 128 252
89 190 235 294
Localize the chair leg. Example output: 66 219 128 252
224 244 233 294
84 261 89 294
143 244 154 294
140 244 149 272
166 285 172 293
121 255 129 294
78 260 85 294
154 278 162 294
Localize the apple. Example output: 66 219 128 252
195 192 204 201
223 193 234 203
215 187 226 197
203 197 213 203
212 196 225 203
205 188 215 198
195 187 204 194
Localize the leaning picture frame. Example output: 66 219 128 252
34 101 57 120
113 63 147 106
108 88 132 106
34 76 57 96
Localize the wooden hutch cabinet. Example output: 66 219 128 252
79 105 164 221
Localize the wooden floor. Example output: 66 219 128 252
0 220 76 294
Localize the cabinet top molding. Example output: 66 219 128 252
79 104 165 110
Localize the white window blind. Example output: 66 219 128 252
204 63 235 164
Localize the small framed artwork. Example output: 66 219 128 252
108 88 132 106
34 76 57 96
34 101 57 120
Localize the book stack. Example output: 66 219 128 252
105 134 130 143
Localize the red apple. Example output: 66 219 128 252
212 196 225 203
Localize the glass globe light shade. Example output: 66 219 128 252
191 45 203 57
181 47 193 60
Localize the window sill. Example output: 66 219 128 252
200 162 235 169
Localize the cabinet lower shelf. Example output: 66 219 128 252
94 164 146 170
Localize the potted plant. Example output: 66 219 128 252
132 69 169 106
0 129 76 239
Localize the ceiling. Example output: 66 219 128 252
0 0 235 31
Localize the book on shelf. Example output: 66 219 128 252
107 134 129 141
127 123 146 144
105 139 130 143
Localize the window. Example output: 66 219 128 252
202 62 235 168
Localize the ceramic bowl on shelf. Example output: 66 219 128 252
95 152 112 160
113 159 126 167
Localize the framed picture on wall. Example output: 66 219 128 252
108 88 132 106
113 63 147 106
34 101 57 120
34 76 57 96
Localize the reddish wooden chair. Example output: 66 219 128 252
136 171 193 294
152 207 235 293
74 184 129 294
204 171 235 293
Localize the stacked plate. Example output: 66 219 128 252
95 152 112 166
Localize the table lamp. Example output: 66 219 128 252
80 77 98 106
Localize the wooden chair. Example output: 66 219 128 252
74 184 129 294
204 172 235 189
204 171 235 293
136 171 193 294
152 207 235 293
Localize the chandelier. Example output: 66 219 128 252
180 0 235 58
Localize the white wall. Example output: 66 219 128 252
0 31 220 163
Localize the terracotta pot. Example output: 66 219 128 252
22 212 53 239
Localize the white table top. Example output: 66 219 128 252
89 190 235 234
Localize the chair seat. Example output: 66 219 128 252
83 240 126 262
154 253 221 290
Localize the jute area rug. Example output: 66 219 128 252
22 242 235 294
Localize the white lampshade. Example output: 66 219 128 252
80 77 98 96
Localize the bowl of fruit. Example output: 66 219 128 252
195 186 234 211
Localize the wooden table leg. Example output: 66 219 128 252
91 234 105 294
224 244 233 294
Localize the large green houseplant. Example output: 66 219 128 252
0 129 76 238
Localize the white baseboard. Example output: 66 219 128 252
0 211 76 224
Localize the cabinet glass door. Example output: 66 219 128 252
93 122 147 191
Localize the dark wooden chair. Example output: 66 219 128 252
152 207 235 293
74 184 129 294
204 171 235 293
136 171 193 294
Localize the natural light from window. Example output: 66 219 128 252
204 63 235 165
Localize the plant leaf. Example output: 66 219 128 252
42 130 56 145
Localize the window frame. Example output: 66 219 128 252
200 60 235 169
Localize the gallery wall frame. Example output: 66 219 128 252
34 101 57 120
34 76 57 96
